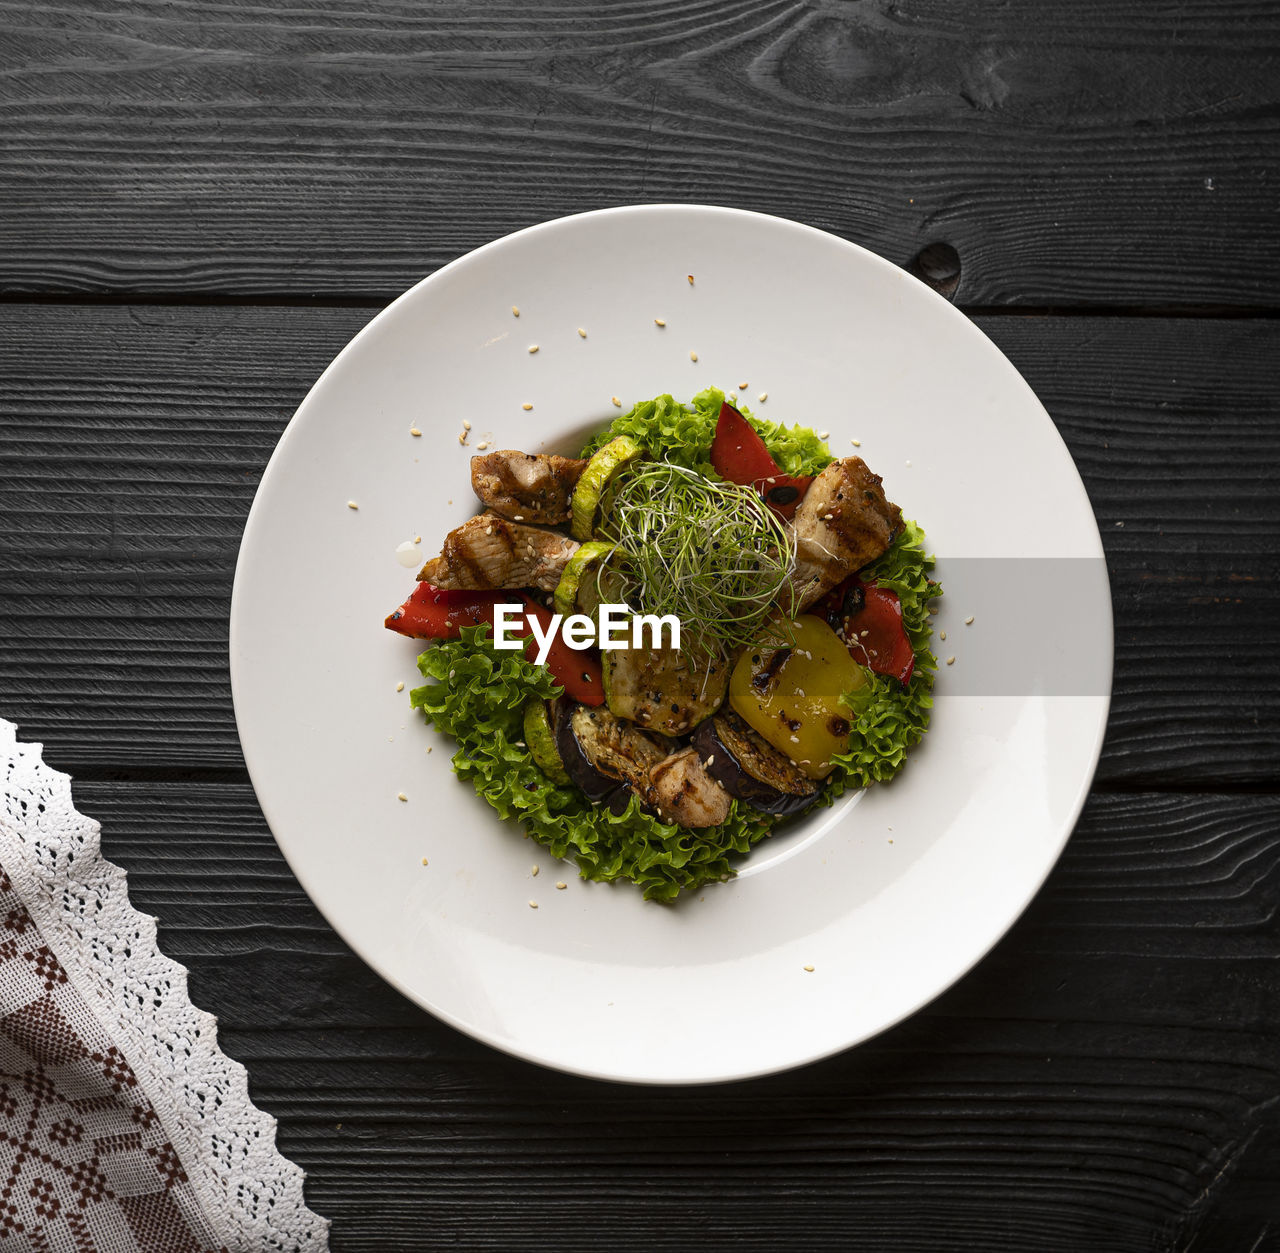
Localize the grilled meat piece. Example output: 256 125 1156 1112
471 450 588 525
647 747 733 828
783 457 901 612
416 513 578 592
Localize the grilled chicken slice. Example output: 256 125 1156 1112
783 457 901 612
648 748 733 828
416 513 578 592
471 450 588 525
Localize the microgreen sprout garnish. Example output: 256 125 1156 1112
597 461 798 657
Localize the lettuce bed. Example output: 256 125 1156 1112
409 388 940 901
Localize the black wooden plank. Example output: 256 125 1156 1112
66 780 1279 1252
1 0 1278 306
2 304 1277 785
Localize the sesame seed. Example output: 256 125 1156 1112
462 420 471 430
687 274 695 284
528 900 538 909
528 344 539 354
476 440 490 450
347 500 358 510
860 629 869 638
611 396 622 407
739 381 749 390
728 394 737 404
414 535 421 543
758 391 768 402
790 735 800 743
531 865 539 877
965 615 975 625
851 438 861 447
905 459 912 467
397 792 407 802
654 317 666 327
578 327 587 338
396 681 404 692
522 402 533 411
689 350 698 362
946 655 956 665
819 430 830 440
706 755 715 766
939 630 946 641
555 881 567 890
803 964 815 973
457 433 467 445
513 514 524 521
512 305 520 316
409 426 422 437
421 857 428 865
426 746 432 753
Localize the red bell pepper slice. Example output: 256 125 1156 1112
385 584 603 705
709 402 814 519
517 597 604 706
820 578 915 684
385 583 508 640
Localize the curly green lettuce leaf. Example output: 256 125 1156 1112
582 386 833 477
410 624 775 902
824 519 941 795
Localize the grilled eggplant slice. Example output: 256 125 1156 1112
692 712 819 817
602 644 729 736
556 705 732 827
556 704 670 808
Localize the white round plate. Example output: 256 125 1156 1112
231 205 1112 1084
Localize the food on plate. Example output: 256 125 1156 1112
415 513 579 592
386 387 941 901
470 450 587 524
727 615 873 779
785 458 902 611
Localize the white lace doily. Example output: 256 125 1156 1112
0 718 330 1252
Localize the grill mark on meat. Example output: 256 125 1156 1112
647 748 732 828
784 457 901 611
417 513 579 591
471 450 588 524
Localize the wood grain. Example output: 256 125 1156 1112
0 0 1278 305
67 779 1278 1251
1 304 1276 785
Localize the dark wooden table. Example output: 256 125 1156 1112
3 3 1278 1249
